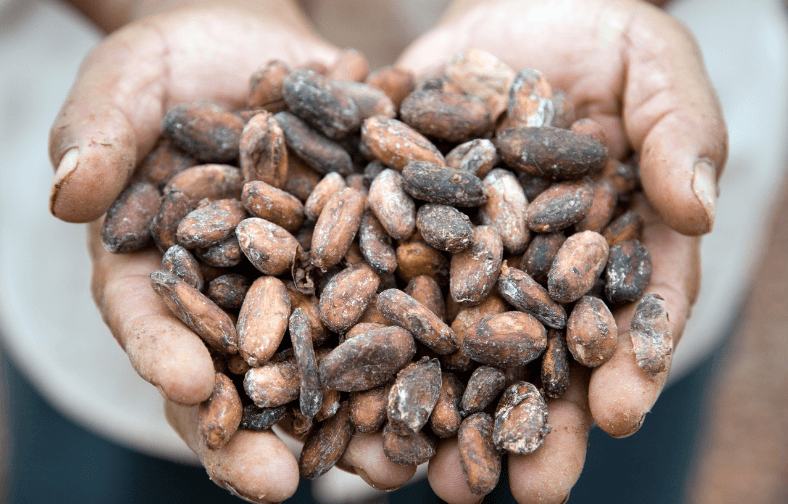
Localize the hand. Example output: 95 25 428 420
61 1 424 499
55 2 342 501
396 0 722 502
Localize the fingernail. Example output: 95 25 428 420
692 159 717 232
50 147 79 215
612 412 647 439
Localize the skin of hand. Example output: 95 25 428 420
57 1 421 499
54 2 338 502
395 0 722 502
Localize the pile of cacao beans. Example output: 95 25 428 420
100 47 671 497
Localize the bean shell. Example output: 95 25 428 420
206 273 250 310
566 296 617 367
101 181 160 253
367 168 416 240
548 231 609 304
319 263 380 333
493 381 550 454
304 172 347 221
282 69 361 139
382 423 437 466
520 232 566 286
574 180 618 233
445 48 515 100
387 358 442 435
602 209 644 247
161 244 203 291
361 115 445 171
163 164 244 204
237 276 290 366
416 204 474 253
445 139 498 177
199 372 242 450
402 161 487 207
605 240 652 305
151 189 193 252
274 111 354 175
458 412 501 496
150 270 237 354
429 372 464 438
332 80 396 119
450 226 503 306
299 402 354 479
318 326 416 391
525 178 594 233
570 118 608 148
377 289 458 355
236 217 299 276
350 381 392 433
161 101 242 163
177 199 246 249
461 365 506 415
465 311 547 368
239 111 288 187
134 138 195 189
400 90 493 143
479 168 529 253
494 126 607 180
444 295 508 372
395 237 450 286
243 353 300 407
359 211 398 276
541 329 570 398
195 234 243 268
247 59 289 108
630 294 672 375
365 66 416 108
290 308 322 418
240 404 288 431
508 69 554 128
497 262 567 329
241 180 305 233
550 89 577 129
404 275 446 322
311 187 365 271
328 48 369 82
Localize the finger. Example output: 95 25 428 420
588 197 701 437
49 5 338 223
427 437 482 504
88 220 216 405
165 401 300 504
508 364 593 504
622 6 727 236
396 1 727 236
336 432 417 491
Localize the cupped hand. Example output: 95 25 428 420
59 2 343 501
397 0 718 501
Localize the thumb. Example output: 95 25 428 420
623 8 727 235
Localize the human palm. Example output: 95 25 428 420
50 0 726 502
396 0 723 501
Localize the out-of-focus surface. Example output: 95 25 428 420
0 0 196 463
688 173 788 503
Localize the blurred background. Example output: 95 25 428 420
1 0 787 502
